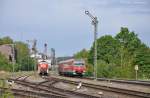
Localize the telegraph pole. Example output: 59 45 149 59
51 48 56 72
85 11 98 80
44 43 48 59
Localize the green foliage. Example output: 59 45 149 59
74 49 89 59
77 27 150 79
115 27 150 79
116 28 141 48
84 63 93 77
89 35 120 65
15 41 34 71
0 53 13 71
0 36 13 45
96 61 134 79
0 36 34 72
135 45 150 78
0 80 14 98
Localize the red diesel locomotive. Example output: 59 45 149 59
58 59 86 76
38 60 49 75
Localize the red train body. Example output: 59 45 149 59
38 60 49 75
58 59 86 76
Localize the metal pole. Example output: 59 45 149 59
34 53 36 76
26 40 30 71
27 45 29 71
85 11 98 80
135 65 138 80
136 70 137 80
93 17 98 80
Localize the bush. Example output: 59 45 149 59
0 53 13 71
84 63 93 77
96 60 135 79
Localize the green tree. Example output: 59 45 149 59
115 27 141 55
115 27 149 78
89 35 120 64
74 49 89 59
1 36 13 44
87 27 150 79
88 35 121 78
0 39 3 45
15 41 34 71
0 36 34 72
134 44 150 78
0 53 13 71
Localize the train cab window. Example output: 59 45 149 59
63 64 69 66
74 63 84 66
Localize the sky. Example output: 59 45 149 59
0 0 150 56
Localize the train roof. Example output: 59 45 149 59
59 59 74 64
58 59 85 64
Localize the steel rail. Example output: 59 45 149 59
47 77 150 98
10 78 102 98
0 87 66 98
82 77 150 86
9 78 68 98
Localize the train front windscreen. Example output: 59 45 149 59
74 63 84 66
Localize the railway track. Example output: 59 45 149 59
7 75 150 98
9 77 103 98
45 76 150 98
9 78 68 98
83 77 150 86
0 87 67 98
53 71 150 86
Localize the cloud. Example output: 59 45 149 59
79 0 150 14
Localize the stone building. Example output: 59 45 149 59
0 44 14 62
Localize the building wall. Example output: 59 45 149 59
0 45 13 61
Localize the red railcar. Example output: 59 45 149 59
38 60 49 75
58 59 86 76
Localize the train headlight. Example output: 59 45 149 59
73 70 76 74
72 70 76 72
